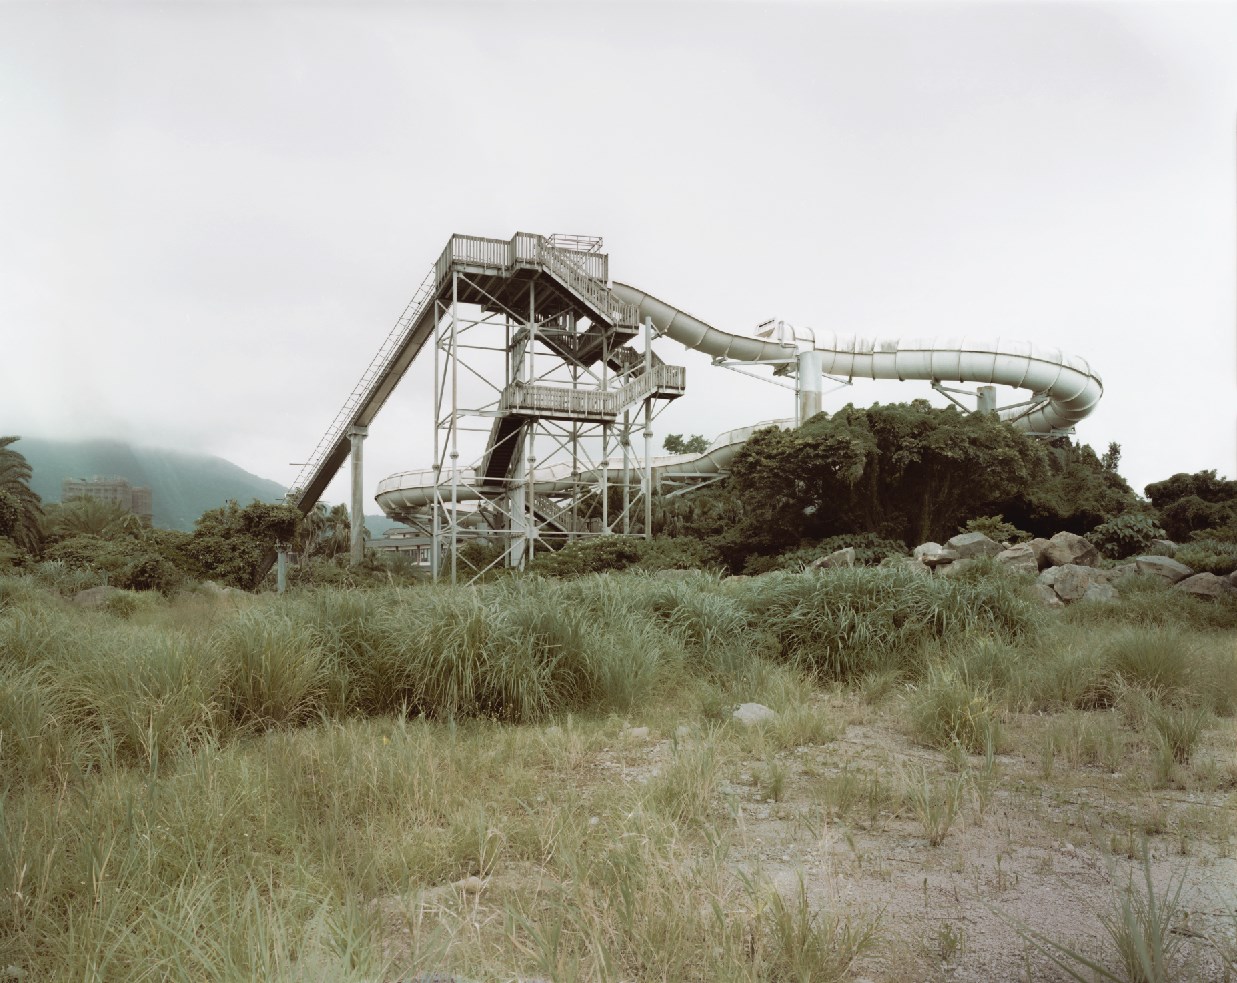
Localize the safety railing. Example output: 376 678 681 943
532 494 587 533
292 262 439 507
537 241 638 327
499 363 686 420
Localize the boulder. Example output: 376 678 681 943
732 703 777 727
1043 531 1100 568
1080 582 1118 603
920 546 961 569
937 558 979 578
1034 566 1113 603
1028 538 1053 570
1134 556 1194 584
72 586 121 608
810 547 855 570
1149 539 1177 556
885 555 931 576
1032 583 1065 609
1038 563 1105 602
1173 572 1236 598
913 542 943 560
995 543 1038 575
945 531 1003 560
1229 570 1237 589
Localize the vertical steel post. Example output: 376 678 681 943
526 281 536 565
621 408 631 535
450 271 459 584
347 425 368 566
643 316 653 539
796 350 823 424
432 295 442 583
977 385 997 414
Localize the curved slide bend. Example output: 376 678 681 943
376 280 1103 520
610 283 1103 434
375 419 792 513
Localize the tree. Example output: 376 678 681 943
720 401 1047 567
994 439 1142 537
43 498 144 543
0 436 43 555
296 502 329 565
44 535 183 593
325 503 352 557
664 434 710 454
1101 442 1121 474
1144 470 1237 542
186 500 302 589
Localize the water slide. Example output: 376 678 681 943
375 281 1102 516
609 283 1103 434
375 419 792 512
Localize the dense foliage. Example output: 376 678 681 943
664 433 710 454
0 436 43 558
1145 470 1237 542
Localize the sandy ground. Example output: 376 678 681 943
377 694 1236 982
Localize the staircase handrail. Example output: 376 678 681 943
500 363 686 419
290 264 437 507
537 241 639 327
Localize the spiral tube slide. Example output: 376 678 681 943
375 419 793 512
610 282 1103 434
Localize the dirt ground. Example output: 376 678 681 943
377 693 1236 982
592 698 1233 981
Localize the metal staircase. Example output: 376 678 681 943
289 264 439 510
536 240 639 329
479 416 527 488
498 362 686 422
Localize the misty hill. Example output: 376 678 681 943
17 437 287 532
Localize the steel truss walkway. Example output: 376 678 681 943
274 232 687 582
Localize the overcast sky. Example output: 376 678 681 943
2 0 1235 513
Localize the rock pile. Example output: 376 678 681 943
881 529 1235 607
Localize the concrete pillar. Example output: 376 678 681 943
276 546 287 594
796 350 823 424
347 425 368 567
977 385 997 415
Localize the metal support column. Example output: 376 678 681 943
347 425 368 566
643 317 654 539
796 350 823 424
977 385 997 414
449 272 460 584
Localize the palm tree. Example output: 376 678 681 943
326 503 351 558
296 502 328 566
0 436 43 554
43 498 143 542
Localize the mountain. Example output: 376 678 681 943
17 437 287 532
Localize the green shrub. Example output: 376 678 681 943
42 535 183 594
528 536 717 578
1100 627 1195 698
216 611 329 727
743 566 1042 682
961 515 1030 543
1173 537 1237 576
743 533 909 575
908 669 1002 753
1087 513 1167 560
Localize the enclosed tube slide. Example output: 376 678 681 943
609 283 1103 434
376 279 1103 518
375 419 792 512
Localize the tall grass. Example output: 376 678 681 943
742 566 1042 682
1 566 1231 980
